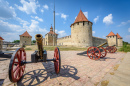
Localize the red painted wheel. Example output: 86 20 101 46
9 48 26 82
109 46 115 53
99 47 107 58
106 46 111 53
87 47 101 60
54 47 61 74
114 46 117 52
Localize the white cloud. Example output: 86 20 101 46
43 4 49 10
58 30 67 38
83 12 88 19
0 20 23 32
92 31 95 35
94 16 99 23
117 20 130 27
55 13 60 16
75 16 77 19
15 17 30 29
0 0 16 19
61 13 68 20
128 28 130 32
103 14 113 25
41 9 44 13
15 0 40 14
31 16 43 22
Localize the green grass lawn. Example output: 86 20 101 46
25 45 88 51
119 44 130 52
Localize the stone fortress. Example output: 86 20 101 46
19 31 32 45
56 10 123 47
0 36 4 51
19 9 123 47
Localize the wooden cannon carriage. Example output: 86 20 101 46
87 42 117 60
8 34 61 82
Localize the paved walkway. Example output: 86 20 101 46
108 52 130 86
0 51 126 86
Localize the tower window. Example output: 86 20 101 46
83 22 84 26
77 22 79 25
113 36 114 38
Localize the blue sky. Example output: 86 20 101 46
0 0 130 43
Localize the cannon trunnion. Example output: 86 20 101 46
8 34 61 82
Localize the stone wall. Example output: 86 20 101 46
57 35 72 46
43 38 45 45
45 34 57 46
71 21 93 47
0 40 3 50
117 38 123 46
20 36 31 45
106 35 117 46
92 36 107 47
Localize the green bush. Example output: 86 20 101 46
119 43 130 52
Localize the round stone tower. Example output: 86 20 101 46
70 9 93 47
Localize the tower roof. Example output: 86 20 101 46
74 9 89 23
20 31 32 38
47 26 58 35
0 36 4 40
70 9 92 27
106 31 116 36
50 26 53 29
116 33 122 38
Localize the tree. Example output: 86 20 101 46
32 40 36 43
12 40 20 43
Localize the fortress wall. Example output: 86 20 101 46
92 36 107 47
117 38 123 46
20 36 31 45
43 38 45 45
106 35 117 46
57 35 72 46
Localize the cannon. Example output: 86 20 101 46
87 42 117 60
8 34 61 82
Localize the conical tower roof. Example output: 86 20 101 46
106 31 116 36
74 9 89 23
70 9 92 27
20 31 32 38
116 33 122 38
0 36 4 40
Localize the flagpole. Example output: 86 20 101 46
53 0 55 46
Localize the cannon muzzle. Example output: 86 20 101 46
35 34 43 59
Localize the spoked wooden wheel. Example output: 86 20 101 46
54 47 61 74
87 47 101 60
110 46 115 53
9 48 26 82
99 47 107 58
106 46 111 53
114 46 117 52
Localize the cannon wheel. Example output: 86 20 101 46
106 46 111 53
87 47 101 60
100 47 107 58
9 48 26 82
114 46 117 52
54 47 61 74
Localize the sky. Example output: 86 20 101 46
0 0 130 43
